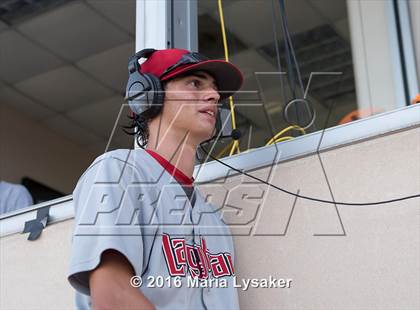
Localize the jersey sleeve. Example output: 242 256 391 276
16 185 34 209
67 153 147 296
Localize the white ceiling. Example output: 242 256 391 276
86 0 136 35
308 0 347 22
0 20 7 31
66 95 126 138
17 1 132 62
15 66 115 112
0 0 352 153
0 0 135 153
201 0 348 49
230 49 276 79
77 42 135 92
0 30 63 83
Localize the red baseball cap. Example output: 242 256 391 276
139 48 243 100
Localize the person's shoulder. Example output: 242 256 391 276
75 148 149 189
83 148 148 177
0 180 17 191
0 180 30 196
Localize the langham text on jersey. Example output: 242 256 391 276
162 233 234 279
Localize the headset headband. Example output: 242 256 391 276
128 48 157 74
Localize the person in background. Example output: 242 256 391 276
0 180 34 215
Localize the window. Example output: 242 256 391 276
410 1 420 83
196 0 416 157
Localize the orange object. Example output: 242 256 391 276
412 94 420 105
338 108 383 125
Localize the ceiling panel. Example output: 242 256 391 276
230 49 276 79
281 0 327 35
207 0 326 48
198 0 215 16
333 18 351 42
309 0 347 22
235 102 272 132
198 0 242 16
232 65 297 130
0 30 63 83
0 86 54 120
15 66 114 113
86 0 136 35
0 20 8 31
77 42 135 92
66 95 125 138
17 2 131 61
43 114 103 146
209 0 278 48
213 49 279 130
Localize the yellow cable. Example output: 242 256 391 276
218 0 240 155
274 136 294 143
229 141 236 156
218 0 229 62
266 126 295 145
229 140 241 156
216 140 234 158
266 125 305 145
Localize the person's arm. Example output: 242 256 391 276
90 249 155 310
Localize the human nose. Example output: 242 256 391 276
203 87 220 103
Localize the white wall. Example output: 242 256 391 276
226 126 419 309
0 103 97 194
1 125 418 309
0 220 74 310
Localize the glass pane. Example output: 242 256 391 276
408 0 420 93
0 0 135 215
197 0 400 157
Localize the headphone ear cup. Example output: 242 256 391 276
126 71 149 115
147 73 164 107
126 72 161 115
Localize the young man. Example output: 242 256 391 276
67 48 243 309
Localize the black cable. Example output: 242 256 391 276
270 0 287 105
279 0 305 97
278 0 296 99
278 0 309 129
198 142 420 206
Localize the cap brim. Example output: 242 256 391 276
160 60 243 100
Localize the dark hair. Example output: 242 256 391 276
122 81 172 148
122 106 161 148
123 71 215 148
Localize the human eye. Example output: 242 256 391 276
189 79 201 88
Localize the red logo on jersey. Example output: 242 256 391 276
162 233 234 279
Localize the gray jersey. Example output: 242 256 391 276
0 180 33 215
68 148 239 310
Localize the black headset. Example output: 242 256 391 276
125 48 227 136
125 48 165 116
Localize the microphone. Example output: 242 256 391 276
230 129 241 140
201 129 242 145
